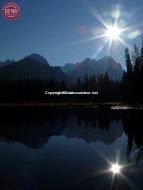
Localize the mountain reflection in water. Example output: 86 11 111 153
0 107 143 190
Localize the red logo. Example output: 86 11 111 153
2 2 20 20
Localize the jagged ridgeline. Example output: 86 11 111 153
0 54 123 82
0 54 68 81
61 56 123 81
0 46 142 103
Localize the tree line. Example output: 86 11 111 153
0 73 121 102
122 41 143 102
0 41 143 103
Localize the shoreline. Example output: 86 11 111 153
0 102 142 108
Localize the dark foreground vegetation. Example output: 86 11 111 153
0 42 143 104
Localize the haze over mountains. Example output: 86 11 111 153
61 56 123 81
0 54 123 82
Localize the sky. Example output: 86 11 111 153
0 0 143 69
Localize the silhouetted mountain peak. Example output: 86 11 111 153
25 53 49 65
76 58 93 69
0 54 67 81
82 57 92 63
61 56 123 81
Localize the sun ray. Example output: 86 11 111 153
83 1 110 29
119 173 138 190
92 39 109 59
118 37 131 50
74 33 107 46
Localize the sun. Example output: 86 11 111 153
105 24 122 41
110 163 121 174
75 5 142 59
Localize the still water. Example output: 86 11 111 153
0 107 143 190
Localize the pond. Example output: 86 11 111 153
0 107 143 190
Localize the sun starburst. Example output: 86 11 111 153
75 3 142 59
110 163 121 174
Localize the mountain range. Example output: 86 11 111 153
61 56 123 81
0 54 123 82
0 54 67 81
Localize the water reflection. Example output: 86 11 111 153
0 107 142 189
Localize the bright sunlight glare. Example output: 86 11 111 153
76 4 142 60
110 163 121 174
105 25 122 41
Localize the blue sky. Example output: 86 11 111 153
0 0 143 68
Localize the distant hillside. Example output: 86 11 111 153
61 56 123 81
0 54 123 82
0 54 67 81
